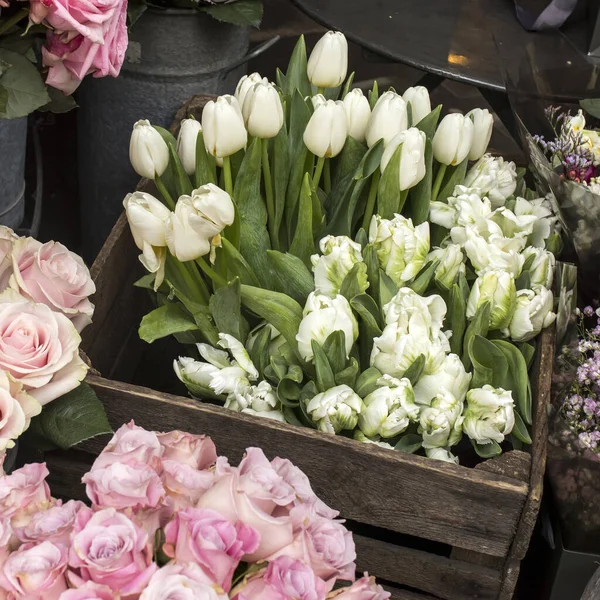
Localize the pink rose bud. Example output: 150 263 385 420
163 507 259 592
140 563 228 600
59 581 117 600
9 238 96 332
0 463 51 520
329 574 391 600
0 540 68 599
15 499 85 546
157 430 217 469
231 556 328 600
161 460 214 513
69 507 158 595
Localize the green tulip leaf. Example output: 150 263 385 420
407 137 433 225
379 271 398 308
355 366 382 397
312 340 336 393
448 282 467 356
415 104 442 139
395 433 423 454
472 439 502 458
273 119 291 243
437 157 469 203
221 238 261 287
341 72 356 99
368 80 379 110
139 303 199 344
409 258 439 296
518 341 536 371
362 244 381 304
283 34 312 98
340 262 369 301
247 323 271 380
403 354 425 385
209 278 249 345
350 293 383 334
512 411 532 445
377 143 402 220
335 357 359 388
267 250 314 305
462 301 490 370
195 128 217 186
469 334 508 389
289 173 315 266
323 330 347 374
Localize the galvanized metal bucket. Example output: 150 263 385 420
77 8 250 260
0 117 27 230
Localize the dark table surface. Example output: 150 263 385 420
290 0 599 100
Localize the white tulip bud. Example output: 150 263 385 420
174 356 220 391
225 380 279 413
380 127 427 191
202 95 247 158
402 86 431 125
513 196 558 249
432 113 474 166
129 119 169 180
165 184 234 262
521 246 555 289
507 285 556 342
307 31 348 88
463 155 517 209
123 191 170 250
418 390 464 449
311 94 327 110
490 206 537 240
466 269 517 331
217 333 259 379
307 384 363 434
358 377 418 438
242 81 284 139
353 430 395 450
463 385 515 445
427 244 466 290
296 293 358 362
342 89 371 143
176 119 202 176
303 100 348 158
365 91 408 148
413 353 471 406
467 108 494 161
311 235 367 297
425 447 459 463
369 214 430 286
235 72 265 110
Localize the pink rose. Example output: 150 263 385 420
268 505 356 589
161 460 214 513
0 370 41 453
91 421 163 470
0 463 51 520
163 507 259 592
231 556 327 600
328 574 390 600
69 507 157 595
59 582 117 600
139 563 228 600
0 227 18 289
0 292 87 406
157 430 217 470
9 238 96 332
15 499 85 545
197 449 295 561
0 518 14 568
0 541 68 599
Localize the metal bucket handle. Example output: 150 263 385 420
218 35 281 81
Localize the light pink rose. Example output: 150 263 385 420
0 291 87 406
197 449 295 561
59 582 117 600
157 430 217 469
268 505 356 589
161 460 214 513
9 238 96 333
0 463 51 520
0 518 14 569
0 370 41 453
328 574 390 600
15 499 85 545
0 227 18 290
139 563 228 600
69 507 157 595
163 507 259 592
231 556 328 600
0 541 68 599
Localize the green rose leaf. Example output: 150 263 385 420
139 303 199 343
201 0 263 27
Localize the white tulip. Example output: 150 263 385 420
380 128 427 191
507 286 556 342
418 390 464 449
490 206 538 240
425 447 459 464
217 333 259 379
241 408 286 422
174 356 220 392
303 100 348 158
432 113 474 166
463 155 517 209
353 430 395 450
225 380 279 413
460 226 525 277
463 385 515 445
358 376 418 438
129 119 169 180
166 184 234 262
369 214 430 286
209 366 253 397
307 31 348 88
467 270 517 331
402 86 431 125
365 91 408 148
176 119 203 176
202 95 247 158
307 384 363 433
235 72 265 110
430 186 493 233
311 94 327 110
521 246 555 289
467 108 494 161
342 89 371 143
296 293 358 362
413 353 471 406
513 196 558 248
427 244 466 290
242 81 284 139
311 235 367 297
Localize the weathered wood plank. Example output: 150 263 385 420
45 450 92 502
353 534 501 600
84 374 527 557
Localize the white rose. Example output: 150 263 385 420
463 385 515 445
413 353 471 406
307 384 363 433
507 285 556 342
466 270 517 331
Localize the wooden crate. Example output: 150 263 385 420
46 96 555 600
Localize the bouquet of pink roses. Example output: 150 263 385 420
0 421 389 600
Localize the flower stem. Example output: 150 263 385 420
0 9 28 36
324 158 331 194
261 138 279 250
196 256 227 287
223 155 234 198
155 174 176 210
361 169 381 231
431 163 448 201
316 86 325 96
313 156 326 190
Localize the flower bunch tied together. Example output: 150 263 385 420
0 421 389 600
125 30 560 464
